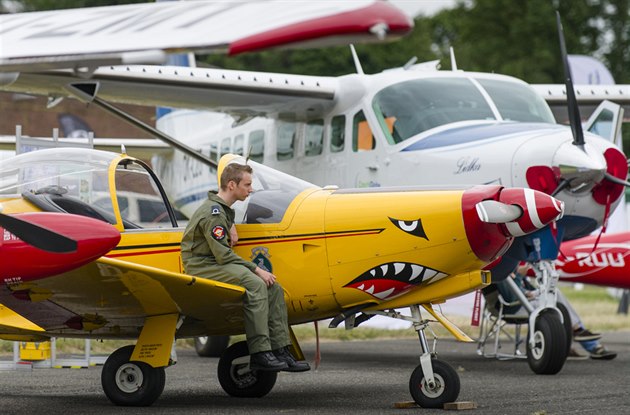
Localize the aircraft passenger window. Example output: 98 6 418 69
234 134 244 156
220 137 231 156
352 111 375 152
330 115 345 153
277 121 296 160
210 143 218 161
249 130 265 163
305 120 324 156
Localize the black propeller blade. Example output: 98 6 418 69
556 11 585 148
0 212 77 253
604 172 630 187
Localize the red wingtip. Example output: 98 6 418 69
229 1 413 55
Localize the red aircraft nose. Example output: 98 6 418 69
462 186 564 262
1 212 121 281
498 188 564 237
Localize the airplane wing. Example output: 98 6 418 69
0 256 246 340
0 0 412 73
532 84 630 104
3 65 340 119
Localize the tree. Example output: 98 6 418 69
430 0 628 84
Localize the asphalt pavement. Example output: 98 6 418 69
0 331 628 415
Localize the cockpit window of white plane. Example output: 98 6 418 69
232 160 318 225
277 121 297 161
353 111 376 151
305 120 324 156
249 130 264 162
330 115 346 153
475 78 555 123
372 78 496 144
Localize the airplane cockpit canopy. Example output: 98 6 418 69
230 158 319 225
0 148 180 229
372 77 556 145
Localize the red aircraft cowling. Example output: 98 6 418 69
556 231 630 289
1 212 121 282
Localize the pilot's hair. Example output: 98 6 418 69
220 163 253 190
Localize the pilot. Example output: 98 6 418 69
180 162 309 372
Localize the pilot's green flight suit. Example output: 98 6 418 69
181 191 290 354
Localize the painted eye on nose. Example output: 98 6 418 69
388 217 429 240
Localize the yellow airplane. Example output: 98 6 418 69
0 148 563 408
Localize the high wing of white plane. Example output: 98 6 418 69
0 0 412 73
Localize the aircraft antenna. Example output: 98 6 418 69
449 47 458 71
349 45 364 75
403 56 418 70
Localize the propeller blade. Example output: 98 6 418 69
604 172 630 187
0 212 78 253
556 11 585 148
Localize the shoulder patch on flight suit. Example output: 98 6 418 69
212 225 226 240
211 205 221 215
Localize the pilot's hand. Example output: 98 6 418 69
255 267 276 287
229 224 238 247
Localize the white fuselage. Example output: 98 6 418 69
152 67 619 234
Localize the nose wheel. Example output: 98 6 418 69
409 359 460 408
408 304 461 408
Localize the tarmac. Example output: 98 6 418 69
0 331 628 415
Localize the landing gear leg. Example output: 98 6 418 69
407 305 460 408
505 254 568 374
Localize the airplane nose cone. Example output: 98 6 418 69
498 188 564 237
553 142 607 191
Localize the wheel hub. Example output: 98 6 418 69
420 373 445 398
115 363 144 393
531 330 545 360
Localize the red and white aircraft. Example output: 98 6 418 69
556 232 630 289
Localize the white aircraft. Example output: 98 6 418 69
2 3 629 375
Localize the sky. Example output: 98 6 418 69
390 0 457 18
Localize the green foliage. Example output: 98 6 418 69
19 0 144 10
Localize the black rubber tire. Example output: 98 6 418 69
217 341 277 398
556 302 573 358
526 311 568 374
195 336 230 357
101 345 166 406
409 359 460 409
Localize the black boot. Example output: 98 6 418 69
250 351 289 371
273 347 311 372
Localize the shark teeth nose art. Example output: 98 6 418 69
344 262 448 300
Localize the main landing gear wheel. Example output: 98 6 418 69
101 345 166 406
556 302 573 358
217 341 277 398
409 359 460 409
195 335 230 357
527 311 568 374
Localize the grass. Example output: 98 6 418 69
1 284 627 356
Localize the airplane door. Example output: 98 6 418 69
350 110 381 188
585 100 624 145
